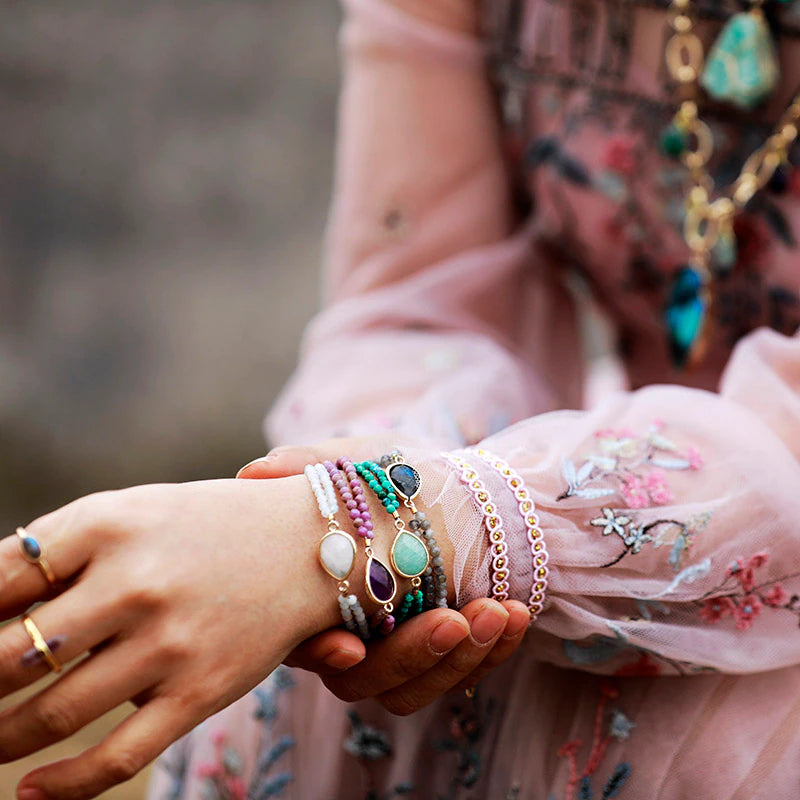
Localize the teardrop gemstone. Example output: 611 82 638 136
391 531 429 578
318 531 356 581
664 266 708 369
367 558 396 604
388 463 421 499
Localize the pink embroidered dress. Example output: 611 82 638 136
148 1 800 797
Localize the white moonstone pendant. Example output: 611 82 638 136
319 530 357 581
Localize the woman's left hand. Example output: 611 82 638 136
2 477 335 800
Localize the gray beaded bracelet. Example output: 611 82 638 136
379 451 448 609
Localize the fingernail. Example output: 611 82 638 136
18 788 48 800
324 648 363 671
429 620 468 654
235 454 279 478
502 612 530 640
470 606 508 645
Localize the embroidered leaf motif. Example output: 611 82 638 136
686 511 713 533
602 763 631 799
556 152 592 186
644 558 712 599
650 457 691 469
562 457 578 488
648 432 677 451
576 460 594 483
574 487 616 499
668 534 689 571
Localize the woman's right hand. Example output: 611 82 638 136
238 443 532 715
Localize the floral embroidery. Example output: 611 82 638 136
556 686 632 800
194 667 296 800
343 711 415 799
697 551 800 631
435 693 496 800
558 421 702 506
589 506 712 571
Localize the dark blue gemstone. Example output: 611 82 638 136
665 266 707 368
388 464 420 499
21 537 41 560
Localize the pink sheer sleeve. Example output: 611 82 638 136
266 1 800 677
266 0 581 449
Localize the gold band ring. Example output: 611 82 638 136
22 615 62 673
16 527 57 587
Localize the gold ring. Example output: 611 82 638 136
16 527 57 587
22 615 62 673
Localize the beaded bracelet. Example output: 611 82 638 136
471 448 549 621
305 463 370 640
379 451 448 609
354 460 431 624
442 452 510 602
332 458 398 634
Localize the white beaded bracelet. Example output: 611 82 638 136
304 463 370 640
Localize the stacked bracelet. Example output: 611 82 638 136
334 458 398 630
305 463 370 640
355 459 431 625
472 448 549 621
379 451 448 609
442 452 510 602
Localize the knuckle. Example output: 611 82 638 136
32 699 76 739
379 689 421 717
323 674 364 703
104 749 143 782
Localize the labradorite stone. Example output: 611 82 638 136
392 532 429 577
21 537 41 560
664 266 708 368
388 463 420 499
319 532 355 580
700 12 779 109
368 558 395 603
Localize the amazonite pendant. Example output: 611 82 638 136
700 12 779 109
390 530 430 579
664 266 709 369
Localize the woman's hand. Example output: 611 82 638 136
3 477 335 800
238 440 531 715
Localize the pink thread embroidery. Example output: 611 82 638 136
557 685 633 800
559 421 702 507
698 551 800 631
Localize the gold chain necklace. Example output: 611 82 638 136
662 0 800 367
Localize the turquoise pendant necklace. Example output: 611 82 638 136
660 0 800 369
700 1 780 110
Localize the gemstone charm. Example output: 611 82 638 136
390 531 430 579
366 557 396 604
700 11 779 109
387 463 421 500
665 265 709 368
318 531 356 581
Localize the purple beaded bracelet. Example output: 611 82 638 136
328 459 397 633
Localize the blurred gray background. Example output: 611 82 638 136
0 1 340 795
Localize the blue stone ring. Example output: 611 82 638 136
16 527 57 587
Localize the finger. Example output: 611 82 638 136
322 608 470 702
236 436 375 480
0 572 126 696
15 694 194 800
451 600 530 692
0 635 160 762
283 628 366 674
374 600 509 716
2 499 98 616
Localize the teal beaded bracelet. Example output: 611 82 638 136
354 461 431 583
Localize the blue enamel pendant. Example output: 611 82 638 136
665 265 709 369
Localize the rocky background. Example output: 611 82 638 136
0 1 340 795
